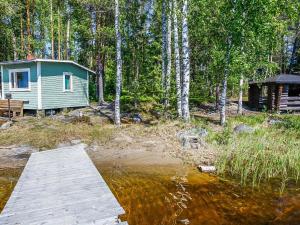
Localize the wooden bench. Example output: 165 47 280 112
0 100 24 117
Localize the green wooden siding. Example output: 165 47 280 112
2 62 38 109
41 62 89 109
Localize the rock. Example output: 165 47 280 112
133 113 143 123
198 165 216 173
0 121 13 130
178 128 208 149
69 110 83 118
268 119 283 125
233 124 254 134
71 139 82 145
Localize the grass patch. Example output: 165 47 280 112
215 114 300 189
0 118 114 149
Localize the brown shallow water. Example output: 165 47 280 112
96 163 300 225
1 163 300 225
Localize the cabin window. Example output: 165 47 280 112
9 69 30 91
63 72 73 92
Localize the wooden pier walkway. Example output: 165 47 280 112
0 144 128 225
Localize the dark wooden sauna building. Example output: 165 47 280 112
248 74 300 112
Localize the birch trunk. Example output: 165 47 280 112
161 0 167 89
173 0 182 117
220 37 232 126
237 77 243 114
145 0 155 37
164 0 172 109
181 0 190 122
114 0 122 126
50 0 54 59
97 54 105 104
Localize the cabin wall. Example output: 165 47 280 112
41 62 89 110
279 85 300 111
2 62 38 109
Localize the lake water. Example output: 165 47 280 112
1 163 300 224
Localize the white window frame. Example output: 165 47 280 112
9 68 31 92
63 72 73 92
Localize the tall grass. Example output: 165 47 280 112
215 115 300 188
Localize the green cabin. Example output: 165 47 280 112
0 59 95 112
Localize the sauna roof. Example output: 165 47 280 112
250 74 300 85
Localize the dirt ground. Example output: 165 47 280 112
0 106 220 171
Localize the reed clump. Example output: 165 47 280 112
214 115 300 188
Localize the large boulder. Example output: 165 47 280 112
234 124 254 134
178 128 208 149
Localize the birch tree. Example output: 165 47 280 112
114 0 122 126
144 0 155 37
181 0 190 122
161 0 167 89
173 0 182 117
164 0 172 109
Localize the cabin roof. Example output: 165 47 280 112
250 74 300 85
0 59 95 74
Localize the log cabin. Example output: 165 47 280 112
248 74 300 112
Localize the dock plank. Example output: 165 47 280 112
0 144 127 225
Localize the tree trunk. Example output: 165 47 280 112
12 33 17 60
65 17 70 60
237 77 243 114
173 0 182 117
145 0 155 38
215 84 220 111
20 16 25 58
50 0 54 59
181 0 191 122
97 54 105 104
58 8 61 60
26 0 32 57
114 0 122 126
220 37 232 126
164 0 172 109
161 0 167 89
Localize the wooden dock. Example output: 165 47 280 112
0 144 128 225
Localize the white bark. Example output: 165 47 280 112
161 0 167 88
114 0 122 126
237 77 243 114
164 0 172 108
181 0 190 122
97 55 104 104
173 0 182 117
144 0 155 37
220 37 232 126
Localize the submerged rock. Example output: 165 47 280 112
178 128 208 149
233 124 254 134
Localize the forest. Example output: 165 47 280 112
0 0 300 124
